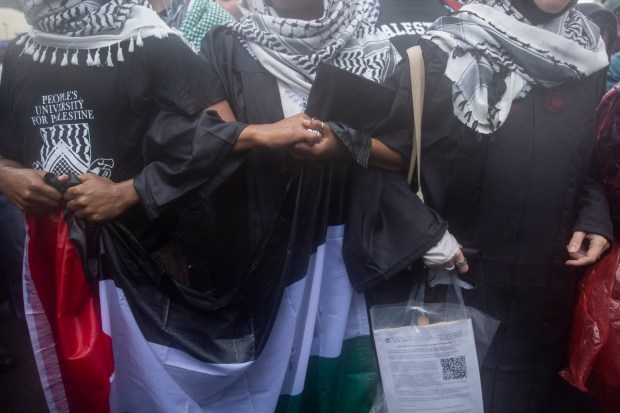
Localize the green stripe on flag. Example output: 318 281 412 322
276 335 378 413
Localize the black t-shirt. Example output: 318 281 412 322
0 34 227 243
376 0 457 56
0 35 216 183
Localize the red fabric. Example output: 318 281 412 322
560 240 620 413
595 87 620 230
562 64 620 413
442 0 463 11
26 210 113 413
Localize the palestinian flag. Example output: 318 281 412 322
24 210 113 413
23 209 378 413
22 160 444 412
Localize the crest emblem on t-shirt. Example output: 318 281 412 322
33 123 114 177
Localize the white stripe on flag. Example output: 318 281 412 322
102 225 369 412
101 280 254 413
23 228 70 413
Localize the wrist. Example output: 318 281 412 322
237 124 266 151
0 166 18 193
114 180 139 211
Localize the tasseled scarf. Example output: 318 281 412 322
225 0 397 98
423 0 607 134
16 0 182 67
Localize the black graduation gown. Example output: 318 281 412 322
191 27 448 356
384 39 613 412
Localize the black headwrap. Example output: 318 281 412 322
511 0 577 25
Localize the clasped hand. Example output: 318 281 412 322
0 167 62 214
289 117 345 160
0 166 137 223
237 113 344 159
63 174 138 223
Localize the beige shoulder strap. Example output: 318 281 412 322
406 45 425 200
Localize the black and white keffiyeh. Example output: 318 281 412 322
423 0 608 134
16 0 180 67
22 0 144 36
227 0 397 98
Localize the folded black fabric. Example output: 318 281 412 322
328 121 372 168
344 168 447 292
306 63 397 133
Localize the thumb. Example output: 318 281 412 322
567 231 585 253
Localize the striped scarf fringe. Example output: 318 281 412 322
15 27 170 67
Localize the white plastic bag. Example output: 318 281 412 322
370 270 499 413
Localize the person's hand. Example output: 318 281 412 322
441 248 470 274
289 119 346 161
63 174 139 223
238 113 322 151
0 167 63 214
423 231 469 274
565 231 610 266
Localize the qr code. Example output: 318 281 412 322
440 355 467 380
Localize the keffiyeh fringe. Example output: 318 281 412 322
16 28 170 67
15 5 181 67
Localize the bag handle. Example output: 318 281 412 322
406 45 425 200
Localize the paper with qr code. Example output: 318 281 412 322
373 319 483 412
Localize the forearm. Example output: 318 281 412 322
368 138 403 172
0 157 25 194
0 156 25 169
205 100 270 152
206 103 403 166
234 124 266 152
114 179 140 211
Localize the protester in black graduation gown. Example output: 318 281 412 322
0 0 350 410
186 0 469 409
381 0 612 411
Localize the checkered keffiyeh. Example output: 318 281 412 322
17 0 179 67
179 0 234 50
20 0 144 36
226 0 398 97
423 0 608 134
